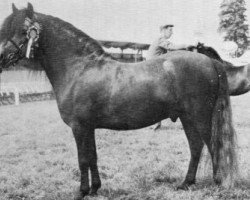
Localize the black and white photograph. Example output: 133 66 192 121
0 0 249 199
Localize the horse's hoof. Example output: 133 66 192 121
175 184 189 191
74 190 88 200
214 175 222 185
74 192 84 200
175 181 195 191
214 178 222 185
89 191 98 197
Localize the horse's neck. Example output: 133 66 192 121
36 14 108 92
206 50 223 62
225 64 245 75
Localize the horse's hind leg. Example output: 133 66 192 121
72 123 101 199
177 115 204 190
202 139 221 184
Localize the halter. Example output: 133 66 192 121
0 17 42 71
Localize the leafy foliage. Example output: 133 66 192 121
218 0 250 56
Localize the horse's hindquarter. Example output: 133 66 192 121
163 52 218 119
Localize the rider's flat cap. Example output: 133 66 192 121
160 24 174 30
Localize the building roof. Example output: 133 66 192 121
98 40 150 50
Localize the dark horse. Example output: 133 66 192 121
190 43 250 96
0 4 237 199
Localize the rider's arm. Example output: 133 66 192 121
167 43 188 50
158 38 172 50
158 38 188 50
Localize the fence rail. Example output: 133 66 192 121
0 81 53 105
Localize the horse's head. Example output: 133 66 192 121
186 45 198 52
196 42 205 51
195 42 209 55
187 42 224 63
0 3 41 71
186 42 204 52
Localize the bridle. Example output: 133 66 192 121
0 17 42 72
185 42 204 52
196 42 205 50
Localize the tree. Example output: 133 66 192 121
218 0 249 57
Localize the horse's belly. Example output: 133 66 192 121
95 81 178 130
97 115 167 130
96 102 178 130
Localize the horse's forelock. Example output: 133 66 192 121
0 9 28 42
0 14 14 42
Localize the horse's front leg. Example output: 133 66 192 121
89 130 101 195
72 123 100 199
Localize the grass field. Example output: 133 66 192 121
0 94 249 200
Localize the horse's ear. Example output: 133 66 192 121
26 2 34 18
12 3 18 13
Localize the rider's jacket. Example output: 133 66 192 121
146 36 173 59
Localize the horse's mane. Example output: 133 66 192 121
37 13 108 58
0 8 108 58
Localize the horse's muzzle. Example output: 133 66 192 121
0 52 21 72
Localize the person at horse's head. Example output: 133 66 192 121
146 24 189 60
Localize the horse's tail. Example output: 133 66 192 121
210 59 238 188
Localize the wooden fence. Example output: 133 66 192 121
0 69 53 105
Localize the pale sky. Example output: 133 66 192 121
0 0 249 48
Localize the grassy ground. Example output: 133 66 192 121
0 94 249 200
